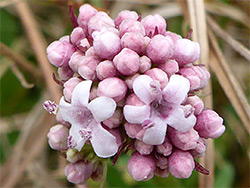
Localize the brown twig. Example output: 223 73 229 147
0 42 42 82
207 15 250 63
15 0 61 102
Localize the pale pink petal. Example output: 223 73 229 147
163 75 190 105
71 80 92 106
165 106 196 132
90 123 118 158
69 125 88 151
59 97 93 127
143 116 167 145
88 96 116 122
124 105 150 124
133 75 156 104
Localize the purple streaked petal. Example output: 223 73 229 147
133 75 156 104
143 116 167 145
124 105 150 124
90 123 118 158
88 96 116 122
165 106 196 132
163 75 190 105
69 125 90 151
71 80 92 106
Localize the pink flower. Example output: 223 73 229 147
78 56 100 81
121 32 146 55
127 152 156 181
141 14 167 37
156 137 172 156
157 59 179 77
139 56 152 73
47 124 69 150
146 35 175 64
134 140 154 155
93 29 121 60
57 66 74 81
59 80 118 158
96 60 117 80
168 149 195 179
114 10 138 27
124 74 196 145
65 161 94 184
194 109 225 139
63 77 82 102
70 27 86 46
119 19 145 37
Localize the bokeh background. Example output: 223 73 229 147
0 0 249 187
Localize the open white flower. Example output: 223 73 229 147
59 80 118 158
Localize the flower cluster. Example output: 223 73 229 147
44 4 225 184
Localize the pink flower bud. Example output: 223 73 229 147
141 14 167 37
78 56 100 80
165 31 182 42
124 122 145 140
125 93 145 106
156 137 172 156
47 124 69 150
145 68 168 89
115 10 138 27
155 167 169 177
190 137 207 158
127 152 156 181
124 74 140 90
168 149 195 179
69 52 85 72
178 65 210 91
70 27 85 46
65 161 94 184
97 77 127 102
168 127 199 151
88 12 115 36
79 38 90 49
43 100 58 115
146 35 175 64
173 39 200 66
96 60 117 80
63 77 82 102
139 56 152 73
194 109 225 139
113 48 140 76
93 29 121 60
134 140 154 155
157 59 179 77
47 40 75 67
144 36 151 46
106 128 122 148
183 95 204 115
121 32 146 55
155 153 168 169
85 47 96 57
77 4 98 33
103 108 123 128
59 35 70 43
57 66 74 81
119 19 145 38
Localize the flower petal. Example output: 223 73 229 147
165 106 196 132
143 116 167 145
90 123 118 158
71 80 92 106
163 75 190 105
133 75 156 104
59 97 93 127
69 125 89 151
88 96 116 122
124 105 150 124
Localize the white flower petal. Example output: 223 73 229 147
143 117 167 145
71 80 92 106
165 106 196 132
90 123 118 158
88 96 116 122
133 75 155 104
163 75 190 105
69 125 88 151
124 105 150 124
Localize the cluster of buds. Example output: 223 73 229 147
44 4 225 184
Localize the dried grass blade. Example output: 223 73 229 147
207 16 250 63
209 30 250 134
186 0 214 187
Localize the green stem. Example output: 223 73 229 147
100 160 108 188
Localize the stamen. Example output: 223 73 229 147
43 100 58 115
79 129 92 140
150 81 161 94
67 136 77 149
